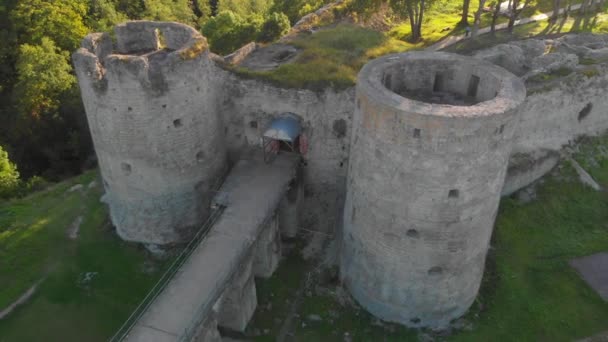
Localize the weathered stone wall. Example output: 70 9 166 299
340 52 526 328
476 35 608 191
514 66 608 153
73 22 227 245
215 72 355 229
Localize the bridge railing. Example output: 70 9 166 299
109 206 225 342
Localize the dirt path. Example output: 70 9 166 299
0 280 42 320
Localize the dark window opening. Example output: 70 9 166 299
406 229 419 238
433 73 445 92
413 128 421 138
196 151 205 162
162 104 167 109
249 120 258 129
498 124 505 134
448 189 459 198
467 75 480 98
121 163 132 176
384 73 392 90
173 119 182 128
428 266 443 275
279 137 299 153
578 103 593 122
127 107 133 111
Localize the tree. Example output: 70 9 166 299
217 0 273 17
390 0 429 42
14 37 75 117
471 0 487 37
88 0 127 32
460 0 471 25
0 145 20 198
202 10 263 54
11 0 89 51
507 0 532 33
551 0 561 22
258 12 290 42
490 0 501 34
142 0 196 26
192 0 213 22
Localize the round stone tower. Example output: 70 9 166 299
341 52 526 328
73 22 227 245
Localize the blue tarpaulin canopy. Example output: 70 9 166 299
263 113 302 143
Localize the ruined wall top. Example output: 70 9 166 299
72 21 209 95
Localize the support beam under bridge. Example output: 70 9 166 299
120 151 301 342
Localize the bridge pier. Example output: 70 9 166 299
192 314 221 342
217 257 257 332
278 177 302 238
254 215 281 278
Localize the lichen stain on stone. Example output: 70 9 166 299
179 37 208 61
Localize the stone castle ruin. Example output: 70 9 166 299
73 21 608 332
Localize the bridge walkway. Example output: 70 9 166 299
123 151 300 341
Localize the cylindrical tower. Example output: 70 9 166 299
341 52 526 328
73 22 226 245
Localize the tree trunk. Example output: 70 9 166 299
406 0 425 42
551 0 561 21
491 1 501 34
461 0 471 24
507 0 518 32
406 1 419 42
472 0 487 37
418 0 425 39
507 0 530 32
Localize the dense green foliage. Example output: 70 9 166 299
0 146 20 198
0 0 605 182
0 0 326 181
259 11 291 42
0 170 173 341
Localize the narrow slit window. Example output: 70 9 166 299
448 189 459 198
413 128 421 138
467 75 480 98
121 162 132 176
384 73 392 90
433 73 445 92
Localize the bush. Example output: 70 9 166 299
259 12 291 42
22 176 49 194
0 146 21 199
202 10 263 54
271 0 331 23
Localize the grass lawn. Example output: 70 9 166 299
0 170 172 342
247 133 608 341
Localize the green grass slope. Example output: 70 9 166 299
0 170 171 342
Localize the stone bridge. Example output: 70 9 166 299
121 151 301 342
